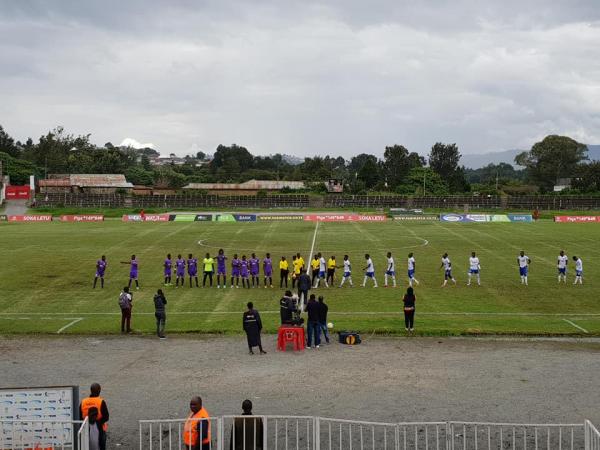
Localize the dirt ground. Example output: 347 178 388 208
1 335 599 448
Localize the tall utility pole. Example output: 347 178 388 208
423 171 426 197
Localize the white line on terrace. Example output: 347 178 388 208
563 319 589 333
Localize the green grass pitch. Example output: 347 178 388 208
0 219 598 336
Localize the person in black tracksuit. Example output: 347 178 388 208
297 270 311 306
317 296 329 344
403 287 416 332
279 291 296 324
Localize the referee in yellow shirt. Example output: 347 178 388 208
279 256 289 288
292 254 304 288
326 255 336 285
310 256 320 286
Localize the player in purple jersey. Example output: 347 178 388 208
93 255 107 288
175 254 186 287
240 255 250 289
163 254 172 286
216 248 227 288
249 253 260 287
187 253 199 287
231 254 241 288
263 253 273 288
121 254 139 290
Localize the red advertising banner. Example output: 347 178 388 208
5 186 31 200
60 215 105 222
554 216 600 223
8 215 53 222
122 214 170 222
304 214 387 222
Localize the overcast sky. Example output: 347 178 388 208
1 0 599 158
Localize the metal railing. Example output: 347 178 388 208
138 417 597 450
448 421 585 450
0 418 88 450
586 421 600 450
139 417 222 450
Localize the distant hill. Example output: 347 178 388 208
461 145 600 169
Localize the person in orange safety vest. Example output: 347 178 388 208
183 396 211 450
80 383 109 432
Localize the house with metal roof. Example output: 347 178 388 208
183 179 306 195
39 174 134 194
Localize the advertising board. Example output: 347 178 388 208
440 213 533 223
0 385 78 448
393 215 439 221
8 215 53 222
304 214 387 222
60 215 104 222
194 214 213 221
258 214 304 221
554 216 600 223
233 214 257 222
122 214 170 222
5 185 30 200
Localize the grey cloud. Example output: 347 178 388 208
1 1 599 157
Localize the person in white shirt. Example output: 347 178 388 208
572 256 583 285
339 255 353 287
407 253 419 287
517 251 531 285
313 252 329 288
467 251 481 286
362 254 378 287
384 252 397 288
440 253 456 287
557 250 568 283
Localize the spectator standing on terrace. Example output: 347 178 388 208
243 302 266 354
184 396 211 450
154 288 167 339
230 400 263 450
118 287 133 333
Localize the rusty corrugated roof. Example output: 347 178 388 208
183 179 306 190
70 174 133 188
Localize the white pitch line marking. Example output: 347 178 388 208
56 318 84 334
563 319 589 333
308 220 320 264
2 312 600 317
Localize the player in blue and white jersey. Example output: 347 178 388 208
573 256 583 285
339 255 353 287
440 253 456 287
313 252 329 288
557 250 568 283
407 253 419 287
384 252 397 288
517 251 531 285
362 254 378 287
467 251 481 286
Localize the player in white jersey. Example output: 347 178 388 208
467 251 481 286
440 253 456 287
339 255 353 287
361 253 378 287
517 251 531 285
572 256 583 285
384 252 397 288
557 250 568 283
313 252 329 288
407 252 419 287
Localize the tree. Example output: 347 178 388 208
210 144 253 174
357 158 380 189
382 145 424 189
126 167 154 186
0 125 20 158
154 167 186 188
348 153 378 177
396 167 449 196
515 135 588 191
195 151 206 161
573 162 600 192
428 142 468 192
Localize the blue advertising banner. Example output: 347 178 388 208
440 213 533 223
507 214 533 222
194 214 213 221
233 214 257 222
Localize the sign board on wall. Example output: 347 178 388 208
60 215 104 222
554 216 600 223
304 214 387 222
0 385 78 448
440 214 533 223
5 186 30 200
8 215 53 222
